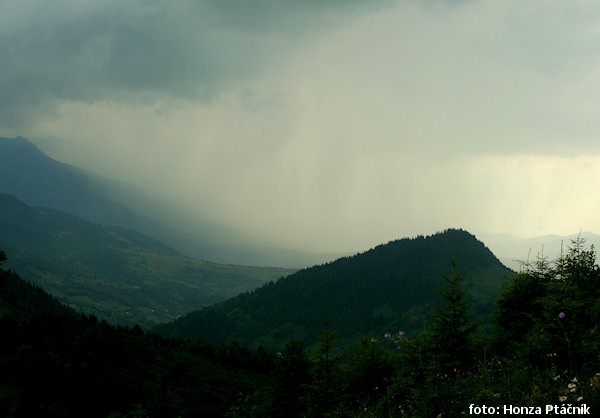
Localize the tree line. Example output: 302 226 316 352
228 239 600 416
2 240 600 416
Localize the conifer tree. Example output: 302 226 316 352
305 318 342 416
400 261 477 415
425 260 478 376
343 336 396 407
271 338 310 416
494 238 600 372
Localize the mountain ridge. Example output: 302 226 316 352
480 231 600 271
0 193 291 327
0 136 342 268
152 228 515 350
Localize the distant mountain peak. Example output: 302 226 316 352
0 135 46 155
1 135 29 142
1 135 41 146
0 135 342 268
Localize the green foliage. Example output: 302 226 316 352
7 235 600 416
155 229 514 350
272 338 311 416
305 319 343 417
0 264 274 417
426 261 479 375
494 238 600 373
355 244 600 415
396 263 478 416
342 336 397 408
0 268 75 322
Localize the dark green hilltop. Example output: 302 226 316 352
152 229 516 351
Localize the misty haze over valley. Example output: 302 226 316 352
3 135 597 272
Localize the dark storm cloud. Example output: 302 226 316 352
5 0 600 253
0 0 392 128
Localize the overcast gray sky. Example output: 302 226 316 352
2 0 600 253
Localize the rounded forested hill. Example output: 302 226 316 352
153 229 515 350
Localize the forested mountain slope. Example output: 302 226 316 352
153 229 515 350
4 237 600 416
0 136 340 267
0 257 272 417
0 194 290 328
0 136 156 233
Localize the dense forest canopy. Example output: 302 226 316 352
0 261 274 417
152 229 514 350
2 236 600 416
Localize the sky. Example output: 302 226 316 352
2 0 600 253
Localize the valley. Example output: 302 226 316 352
0 193 292 327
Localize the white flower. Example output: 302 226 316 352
559 396 567 402
577 396 584 402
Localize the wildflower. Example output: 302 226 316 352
559 312 566 319
578 396 584 401
559 396 567 402
554 375 561 381
572 377 578 383
568 383 576 389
